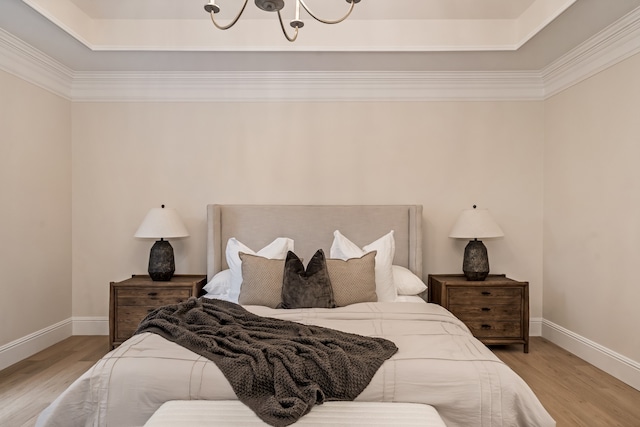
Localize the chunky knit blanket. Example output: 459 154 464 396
135 298 398 427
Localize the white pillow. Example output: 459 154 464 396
392 265 427 295
202 291 234 303
330 230 397 302
226 237 294 303
203 269 231 295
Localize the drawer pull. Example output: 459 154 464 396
481 307 491 312
481 291 491 296
147 292 158 297
481 324 492 330
147 308 155 313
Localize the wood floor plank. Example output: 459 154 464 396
1 335 639 426
0 336 109 427
492 337 640 427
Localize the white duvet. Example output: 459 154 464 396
36 302 555 427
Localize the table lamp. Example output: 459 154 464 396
134 205 189 281
449 205 504 281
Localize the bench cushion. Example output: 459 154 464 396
144 400 446 426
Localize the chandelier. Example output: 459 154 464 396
204 0 362 42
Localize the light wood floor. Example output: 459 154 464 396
492 338 640 426
0 336 110 427
1 336 639 426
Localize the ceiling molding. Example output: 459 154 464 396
70 71 544 102
542 5 640 98
1 7 640 103
0 28 73 99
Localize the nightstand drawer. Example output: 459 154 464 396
115 306 157 340
116 288 192 306
465 321 522 338
448 287 521 305
449 304 521 321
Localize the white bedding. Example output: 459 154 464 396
36 302 555 427
203 292 426 304
393 295 425 303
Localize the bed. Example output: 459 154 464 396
36 204 555 427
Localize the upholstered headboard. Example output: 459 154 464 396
207 204 423 280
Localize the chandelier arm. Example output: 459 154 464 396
277 10 299 42
298 0 356 25
208 0 249 30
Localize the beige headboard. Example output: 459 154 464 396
207 204 423 280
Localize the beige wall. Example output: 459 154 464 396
4 41 640 381
0 70 72 346
71 101 545 319
544 52 640 362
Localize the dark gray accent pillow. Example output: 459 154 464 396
277 249 336 309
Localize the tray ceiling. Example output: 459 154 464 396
1 0 640 73
22 0 572 52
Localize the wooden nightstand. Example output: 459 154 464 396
428 274 529 353
109 274 207 349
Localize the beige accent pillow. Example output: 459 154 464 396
326 251 378 307
238 252 285 308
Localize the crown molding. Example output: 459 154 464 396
0 29 73 99
2 5 640 103
542 6 640 98
70 70 544 102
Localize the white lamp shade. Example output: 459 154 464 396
134 207 189 239
449 207 504 239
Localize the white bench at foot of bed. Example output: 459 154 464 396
143 400 446 427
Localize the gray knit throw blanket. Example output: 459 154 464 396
135 297 398 427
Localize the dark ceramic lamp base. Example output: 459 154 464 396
148 239 175 281
462 239 489 281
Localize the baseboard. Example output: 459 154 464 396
0 316 543 370
72 317 109 336
4 315 637 393
542 319 640 391
529 317 543 336
0 318 72 371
